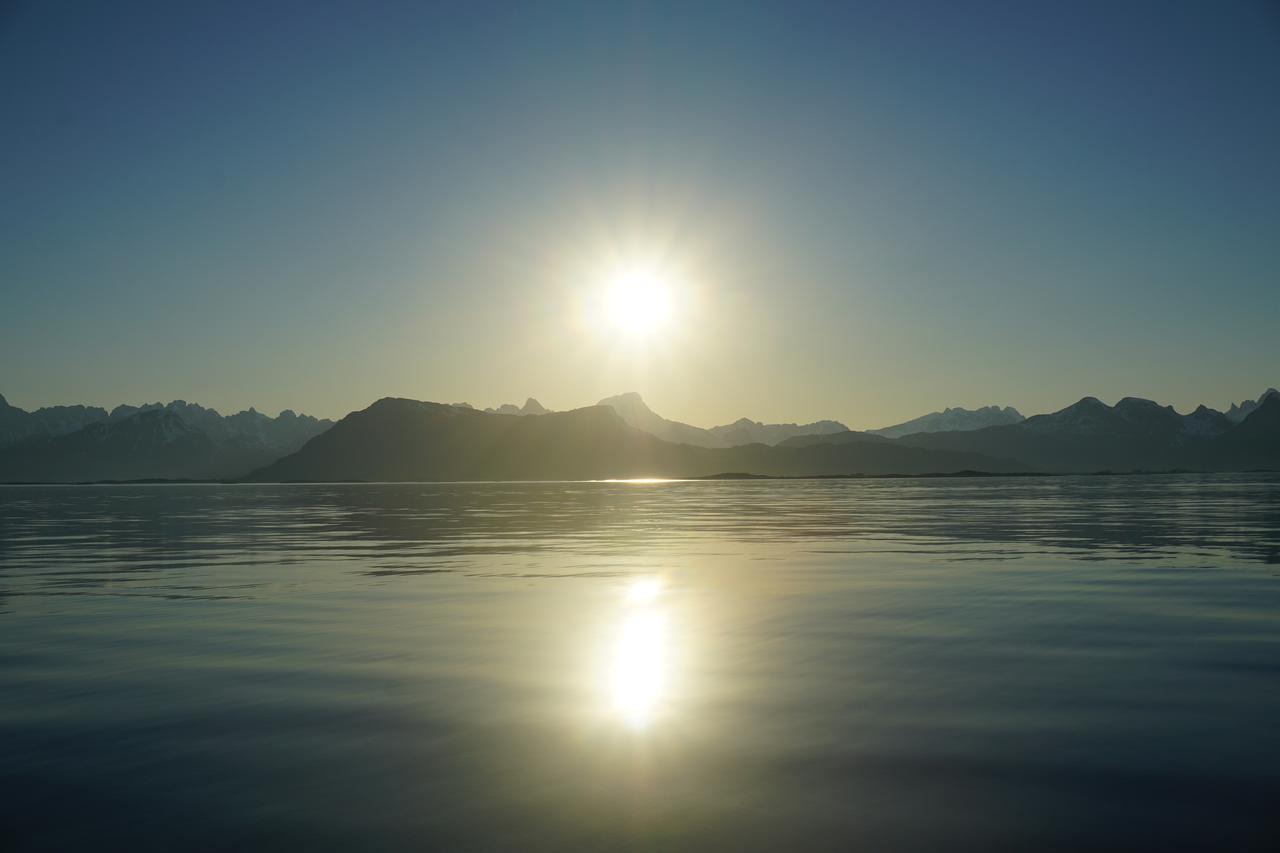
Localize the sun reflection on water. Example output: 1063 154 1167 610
610 578 670 729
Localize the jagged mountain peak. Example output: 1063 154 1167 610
246 396 1021 482
1182 405 1233 436
0 393 335 480
596 392 688 437
595 393 849 447
870 404 1025 439
484 396 553 416
597 391 651 411
1233 393 1280 434
1225 387 1280 423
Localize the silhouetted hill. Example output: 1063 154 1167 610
778 430 892 448
898 395 1276 472
247 398 1022 481
870 405 1024 438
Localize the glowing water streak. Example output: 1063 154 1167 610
610 579 669 729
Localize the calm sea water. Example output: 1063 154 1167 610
2 476 1279 851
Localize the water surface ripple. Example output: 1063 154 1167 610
2 476 1279 850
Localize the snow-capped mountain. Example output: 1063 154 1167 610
870 405 1024 439
0 395 335 482
0 395 332 454
0 393 110 444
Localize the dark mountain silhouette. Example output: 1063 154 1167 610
103 400 333 453
0 394 110 444
706 416 849 447
0 410 222 481
1178 404 1235 436
246 398 1021 482
463 391 849 447
779 430 892 448
870 405 1024 439
0 398 334 482
1201 394 1280 471
595 392 717 447
0 395 331 451
1225 388 1280 423
597 391 850 448
7 389 1276 482
895 395 1276 472
484 397 549 416
1230 394 1280 437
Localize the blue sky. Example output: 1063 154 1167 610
2 1 1277 428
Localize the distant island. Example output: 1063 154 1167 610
1 389 1276 483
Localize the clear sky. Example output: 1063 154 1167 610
2 1 1277 429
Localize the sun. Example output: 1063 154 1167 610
603 266 672 338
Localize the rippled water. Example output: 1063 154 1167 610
3 476 1279 850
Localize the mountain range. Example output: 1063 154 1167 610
247 391 1279 482
459 391 853 447
0 397 332 481
247 399 1019 481
596 391 852 448
473 398 550 416
869 405 1024 439
2 389 1277 482
0 393 110 444
463 394 1037 444
894 394 1279 473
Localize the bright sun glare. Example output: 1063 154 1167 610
610 577 668 729
604 267 672 338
